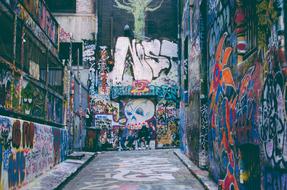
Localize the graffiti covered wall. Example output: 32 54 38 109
0 115 68 189
179 0 209 168
109 35 180 148
88 0 180 149
205 0 287 189
124 99 155 129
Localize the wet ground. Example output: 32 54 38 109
62 149 204 190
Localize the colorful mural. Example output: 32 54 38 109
108 36 180 147
204 0 287 189
0 65 21 112
87 0 179 150
156 99 179 148
21 79 46 118
0 115 68 189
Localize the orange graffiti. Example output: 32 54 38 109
209 33 239 190
131 80 150 94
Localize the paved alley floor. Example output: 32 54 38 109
62 149 205 190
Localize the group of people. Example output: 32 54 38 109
118 124 154 151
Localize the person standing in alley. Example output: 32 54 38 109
120 126 128 151
138 124 149 149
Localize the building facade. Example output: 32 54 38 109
0 0 68 189
46 0 96 150
86 0 180 150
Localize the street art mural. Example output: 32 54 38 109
206 0 287 189
124 99 155 130
0 65 48 119
208 32 245 190
114 0 164 39
156 100 179 148
21 79 46 118
0 116 68 189
91 98 119 123
98 46 111 96
88 46 113 98
87 0 179 150
107 37 179 148
109 37 178 86
0 66 21 112
111 85 179 102
89 98 120 150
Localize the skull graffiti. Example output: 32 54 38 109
124 99 155 127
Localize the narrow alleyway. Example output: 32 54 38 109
62 150 204 190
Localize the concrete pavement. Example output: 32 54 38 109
174 150 217 190
62 149 205 190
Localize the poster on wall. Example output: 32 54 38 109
95 114 113 129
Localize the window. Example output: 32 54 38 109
48 54 63 94
16 20 23 68
0 8 14 61
59 42 83 66
23 28 46 80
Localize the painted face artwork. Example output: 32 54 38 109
124 99 155 128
